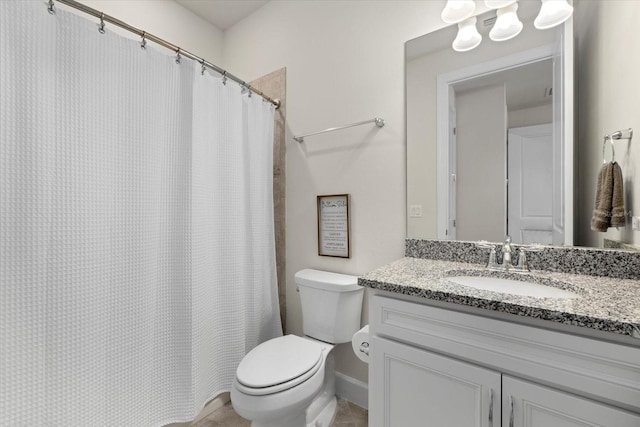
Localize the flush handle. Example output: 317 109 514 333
359 342 369 356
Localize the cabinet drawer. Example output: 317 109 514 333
370 294 640 412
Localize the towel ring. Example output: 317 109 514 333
602 135 615 164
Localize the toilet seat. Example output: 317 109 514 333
235 335 324 396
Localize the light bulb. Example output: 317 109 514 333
453 17 482 52
441 0 476 24
534 0 573 30
490 2 523 41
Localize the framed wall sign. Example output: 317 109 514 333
317 194 350 258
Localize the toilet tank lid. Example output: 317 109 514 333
295 269 361 292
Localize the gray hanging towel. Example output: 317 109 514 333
591 162 613 232
610 162 626 227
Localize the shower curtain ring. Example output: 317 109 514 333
175 48 181 64
246 84 252 97
48 0 55 14
221 71 227 85
98 12 106 34
200 60 206 75
140 32 147 50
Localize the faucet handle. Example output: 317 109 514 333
516 245 544 272
476 241 499 269
476 240 494 249
520 243 545 253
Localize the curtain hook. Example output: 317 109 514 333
200 60 206 75
175 48 181 64
48 0 55 15
240 82 247 95
221 71 227 85
98 12 106 34
140 31 147 50
246 84 252 98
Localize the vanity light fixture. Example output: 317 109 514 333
445 0 574 52
452 17 483 52
489 2 523 41
534 0 574 30
441 0 476 24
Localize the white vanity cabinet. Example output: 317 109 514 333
369 294 640 427
371 335 501 426
503 376 640 427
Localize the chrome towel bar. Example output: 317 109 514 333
294 117 384 143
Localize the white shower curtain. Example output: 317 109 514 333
0 2 282 426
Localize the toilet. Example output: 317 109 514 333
231 269 364 427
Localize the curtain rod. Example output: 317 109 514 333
49 0 280 109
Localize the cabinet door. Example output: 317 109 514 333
369 336 501 427
503 376 640 427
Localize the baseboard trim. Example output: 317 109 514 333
335 372 368 409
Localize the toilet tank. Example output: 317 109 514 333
295 269 364 344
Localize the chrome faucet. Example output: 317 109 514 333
501 235 513 270
478 236 532 272
477 238 543 273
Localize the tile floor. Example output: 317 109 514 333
193 399 368 427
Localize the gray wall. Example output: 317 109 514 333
575 0 640 247
456 84 507 241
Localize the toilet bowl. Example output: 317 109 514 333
231 269 363 427
231 335 334 427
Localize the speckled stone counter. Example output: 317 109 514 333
405 239 640 280
359 257 640 338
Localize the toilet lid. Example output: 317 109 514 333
236 335 323 389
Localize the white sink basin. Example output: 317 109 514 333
446 275 578 299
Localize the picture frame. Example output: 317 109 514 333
317 194 350 258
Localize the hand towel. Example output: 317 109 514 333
610 162 626 227
591 162 613 232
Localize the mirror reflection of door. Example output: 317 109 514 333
454 83 507 242
508 124 554 244
448 58 556 243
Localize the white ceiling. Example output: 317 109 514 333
175 0 269 31
453 58 553 111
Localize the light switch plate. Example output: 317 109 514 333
409 205 423 218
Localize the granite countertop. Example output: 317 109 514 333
359 257 640 338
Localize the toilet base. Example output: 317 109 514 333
304 352 336 427
234 339 338 427
244 352 338 427
306 395 336 427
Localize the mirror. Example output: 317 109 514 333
406 0 639 250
